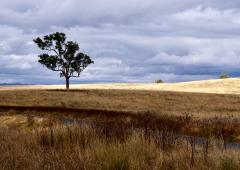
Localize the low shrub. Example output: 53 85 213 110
155 80 164 83
219 74 230 79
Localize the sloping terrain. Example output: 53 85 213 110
1 78 240 94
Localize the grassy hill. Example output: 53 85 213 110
1 77 240 94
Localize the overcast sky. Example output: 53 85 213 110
1 0 240 84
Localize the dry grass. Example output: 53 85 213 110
1 89 240 119
2 77 240 94
0 112 240 170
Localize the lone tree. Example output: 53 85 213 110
33 32 94 89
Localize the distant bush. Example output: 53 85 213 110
155 80 164 83
219 74 230 79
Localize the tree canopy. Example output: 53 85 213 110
33 32 94 89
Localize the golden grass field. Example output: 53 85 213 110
2 77 240 94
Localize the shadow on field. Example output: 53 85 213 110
46 89 92 93
0 105 135 118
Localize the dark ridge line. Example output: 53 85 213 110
0 105 140 118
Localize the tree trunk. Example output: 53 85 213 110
66 77 70 90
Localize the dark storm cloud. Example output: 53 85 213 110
1 0 240 84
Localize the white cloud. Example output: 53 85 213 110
0 54 36 70
174 6 240 25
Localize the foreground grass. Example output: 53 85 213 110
0 112 240 169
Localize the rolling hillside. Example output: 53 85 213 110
1 78 240 94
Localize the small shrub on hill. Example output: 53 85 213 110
219 74 230 79
155 80 164 83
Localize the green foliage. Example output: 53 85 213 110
33 32 94 89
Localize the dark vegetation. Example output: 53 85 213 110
219 73 230 79
155 79 164 83
33 32 94 89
